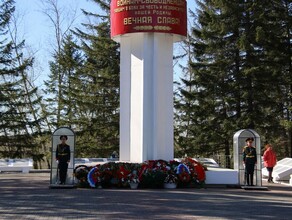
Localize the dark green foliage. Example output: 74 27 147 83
0 0 42 159
43 0 120 159
2 0 292 164
175 0 292 159
44 34 84 128
72 0 120 158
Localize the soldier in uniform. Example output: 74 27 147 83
56 135 71 184
243 137 257 186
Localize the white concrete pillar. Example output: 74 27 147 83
119 32 175 163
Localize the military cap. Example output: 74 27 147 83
60 135 68 140
245 137 254 142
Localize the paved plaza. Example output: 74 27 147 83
0 172 292 220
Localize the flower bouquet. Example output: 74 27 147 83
164 173 178 189
73 158 206 189
128 171 140 189
116 164 131 187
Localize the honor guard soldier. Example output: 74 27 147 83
56 135 71 184
243 137 257 186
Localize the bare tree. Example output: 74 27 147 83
8 11 53 168
40 0 78 126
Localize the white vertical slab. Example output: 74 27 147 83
119 33 175 163
152 34 174 160
119 36 131 161
130 36 145 162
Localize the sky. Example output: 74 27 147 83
14 0 98 88
14 0 197 88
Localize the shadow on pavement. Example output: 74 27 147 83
0 172 291 220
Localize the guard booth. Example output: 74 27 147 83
50 127 75 188
233 129 262 187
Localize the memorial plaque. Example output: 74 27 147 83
111 0 187 37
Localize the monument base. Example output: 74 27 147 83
49 184 75 189
205 167 238 185
241 186 268 190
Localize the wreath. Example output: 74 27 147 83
176 163 191 183
87 166 101 188
73 165 90 183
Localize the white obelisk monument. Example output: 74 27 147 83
111 1 187 163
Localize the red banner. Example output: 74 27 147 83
110 0 187 38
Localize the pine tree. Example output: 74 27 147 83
43 34 84 129
72 0 120 157
268 0 292 157
0 0 41 159
175 0 292 162
175 0 240 162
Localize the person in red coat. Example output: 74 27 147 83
263 144 277 183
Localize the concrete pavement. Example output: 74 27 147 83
0 172 291 220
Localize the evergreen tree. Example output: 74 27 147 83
274 0 292 157
175 0 292 162
0 0 41 159
72 0 120 157
43 34 84 129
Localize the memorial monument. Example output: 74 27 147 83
110 0 187 162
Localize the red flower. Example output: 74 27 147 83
117 165 131 181
178 172 191 183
